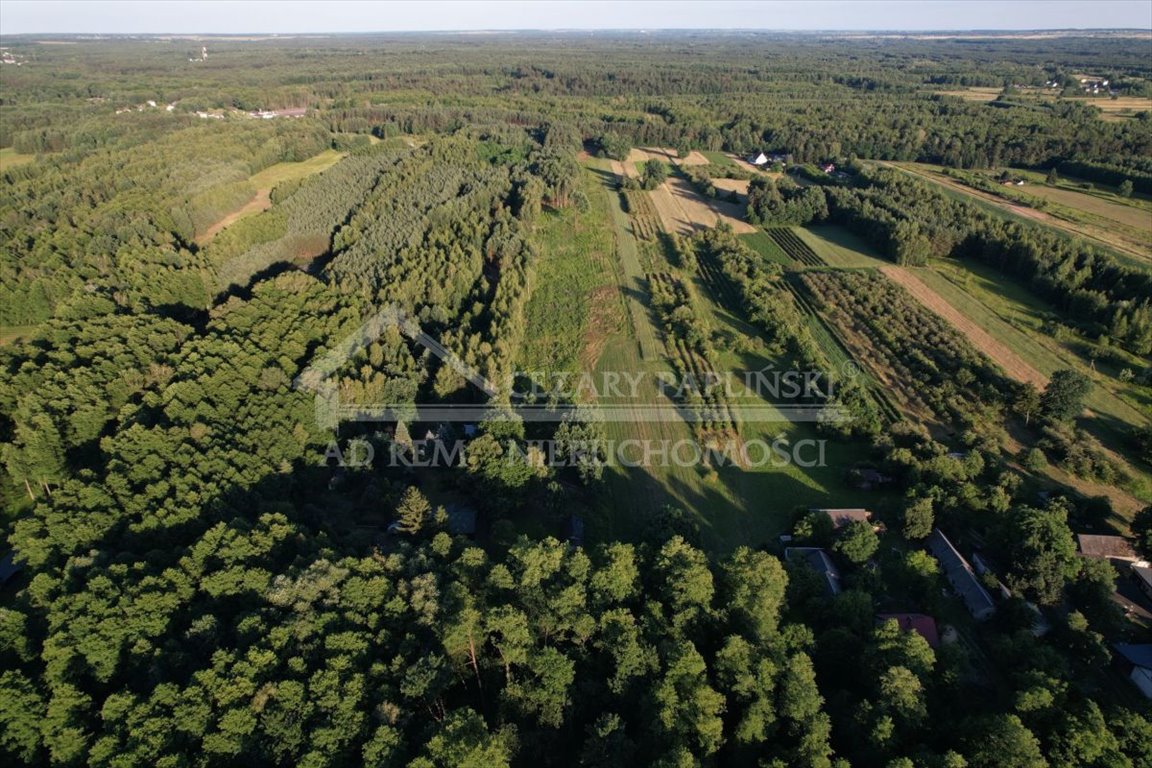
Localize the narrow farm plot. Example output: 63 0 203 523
886 162 1151 264
879 266 1048 388
519 167 617 374
591 158 663 361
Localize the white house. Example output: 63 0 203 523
748 152 769 166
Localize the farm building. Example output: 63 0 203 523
811 508 873 530
928 529 996 621
1112 643 1152 699
877 613 940 648
565 514 585 547
748 152 769 166
446 504 477 537
1132 565 1152 602
1077 534 1145 566
848 467 892 490
785 547 842 597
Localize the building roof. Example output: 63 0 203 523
446 503 477 535
1077 534 1139 561
0 551 22 585
877 613 940 648
1133 565 1152 591
565 515 585 546
812 508 872 530
928 529 996 619
785 547 842 597
1114 643 1152 669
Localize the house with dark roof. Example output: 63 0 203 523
928 529 996 621
1077 534 1146 566
1113 643 1152 699
446 504 477 536
785 547 842 597
877 613 940 648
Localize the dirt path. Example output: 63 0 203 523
195 188 272 244
880 266 1048 388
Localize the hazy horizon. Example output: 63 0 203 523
2 0 1150 36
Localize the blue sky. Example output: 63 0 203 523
2 1 1150 35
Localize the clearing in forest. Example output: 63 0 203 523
196 149 346 244
649 176 756 235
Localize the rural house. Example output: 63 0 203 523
877 613 940 648
1132 565 1152 602
1112 643 1152 699
928 529 996 621
785 547 842 597
1077 534 1147 567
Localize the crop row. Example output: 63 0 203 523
767 227 823 267
648 271 738 439
798 270 1012 423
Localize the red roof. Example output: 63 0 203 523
877 613 940 648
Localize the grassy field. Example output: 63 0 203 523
701 150 737 167
1005 170 1152 229
0 147 35 172
197 149 347 242
0 325 39 346
519 169 617 373
248 148 345 188
890 162 1151 267
738 231 793 267
795 225 891 269
931 87 1002 102
922 260 1149 423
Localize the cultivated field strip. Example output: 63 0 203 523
783 275 902 422
622 190 662 241
767 227 824 266
647 271 739 442
798 269 1013 423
